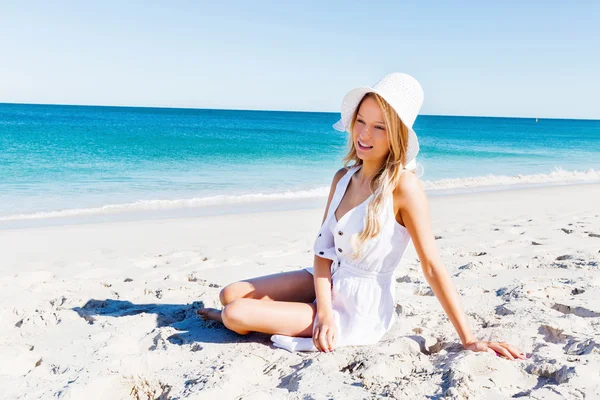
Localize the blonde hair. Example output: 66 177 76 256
341 92 414 258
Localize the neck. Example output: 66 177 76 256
356 160 384 185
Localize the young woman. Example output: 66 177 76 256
198 73 526 360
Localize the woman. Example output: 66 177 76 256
198 72 526 360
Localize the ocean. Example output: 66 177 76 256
1 103 599 223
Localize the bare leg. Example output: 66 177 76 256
220 269 316 305
198 269 315 323
221 298 317 336
197 308 224 323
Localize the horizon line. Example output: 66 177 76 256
0 101 598 122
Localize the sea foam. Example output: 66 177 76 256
1 168 597 222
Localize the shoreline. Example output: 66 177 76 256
2 179 599 231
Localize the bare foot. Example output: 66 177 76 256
197 308 223 323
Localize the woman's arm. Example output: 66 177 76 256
312 167 346 352
394 173 525 360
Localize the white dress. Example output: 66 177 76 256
271 164 412 352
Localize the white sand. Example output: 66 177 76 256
1 183 599 399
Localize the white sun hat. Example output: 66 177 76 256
332 72 424 168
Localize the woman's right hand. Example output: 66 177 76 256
313 312 337 352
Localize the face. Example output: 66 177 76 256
352 96 389 161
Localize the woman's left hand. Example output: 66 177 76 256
463 340 526 360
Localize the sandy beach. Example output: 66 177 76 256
1 183 599 399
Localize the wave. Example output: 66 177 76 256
1 167 598 222
0 187 331 221
421 167 600 190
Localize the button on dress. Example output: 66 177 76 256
271 165 412 352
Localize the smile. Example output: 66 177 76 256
357 140 373 150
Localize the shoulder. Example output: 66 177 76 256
322 167 351 209
393 170 427 209
324 167 350 198
331 166 349 185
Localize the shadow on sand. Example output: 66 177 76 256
72 298 272 347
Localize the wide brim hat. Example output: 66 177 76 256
332 72 424 168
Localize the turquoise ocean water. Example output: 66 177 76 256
1 103 599 222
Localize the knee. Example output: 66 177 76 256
219 281 249 306
221 299 250 335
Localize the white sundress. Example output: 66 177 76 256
271 164 413 352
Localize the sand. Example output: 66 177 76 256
1 183 599 399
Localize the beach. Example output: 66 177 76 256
1 182 599 399
2 2 599 398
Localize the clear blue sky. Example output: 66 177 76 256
1 1 599 119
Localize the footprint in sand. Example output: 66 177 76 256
525 360 576 385
538 324 572 344
187 272 221 288
495 304 515 316
49 296 67 309
564 338 600 355
413 284 435 296
469 251 487 256
550 303 600 318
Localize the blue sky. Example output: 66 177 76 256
1 1 598 119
